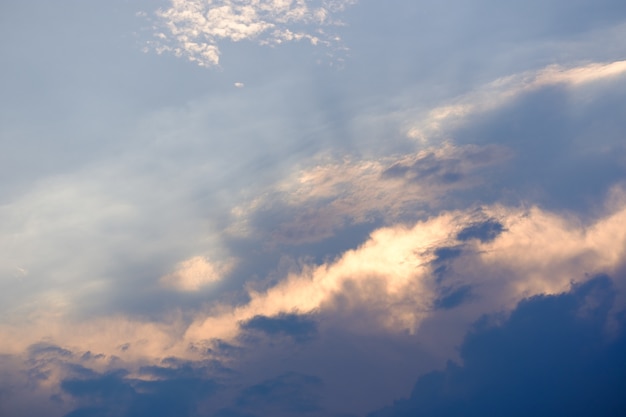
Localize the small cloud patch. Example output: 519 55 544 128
160 256 233 291
434 285 473 310
240 313 318 343
147 0 358 67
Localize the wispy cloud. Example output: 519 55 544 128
403 60 626 142
148 0 358 66
228 143 510 243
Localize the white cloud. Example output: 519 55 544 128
160 255 234 291
148 0 359 66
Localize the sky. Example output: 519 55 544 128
1 1 626 416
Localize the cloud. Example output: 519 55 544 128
60 363 220 417
228 143 510 244
239 313 318 343
404 60 626 143
369 275 626 417
232 372 323 415
3 200 626 416
148 0 359 67
188 198 626 346
455 219 505 243
160 256 234 291
4 194 625 365
3 2 626 416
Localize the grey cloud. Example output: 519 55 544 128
432 247 463 264
456 219 505 243
369 275 626 417
28 343 74 359
229 143 509 255
381 145 504 185
434 285 474 310
452 80 626 215
232 372 324 415
60 362 220 417
240 313 319 343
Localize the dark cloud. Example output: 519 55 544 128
434 285 474 310
431 246 464 284
456 219 505 243
381 146 504 185
234 372 324 414
433 246 463 263
28 343 74 358
455 82 626 215
81 352 106 361
369 275 626 417
61 361 219 417
240 313 319 343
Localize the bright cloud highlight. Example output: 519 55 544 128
149 0 358 66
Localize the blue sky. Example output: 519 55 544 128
1 1 626 416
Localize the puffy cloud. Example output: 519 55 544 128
160 256 234 291
148 0 359 66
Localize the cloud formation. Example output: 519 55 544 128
160 256 234 291
2 2 626 415
404 60 626 143
370 275 626 417
228 143 510 244
149 0 358 66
